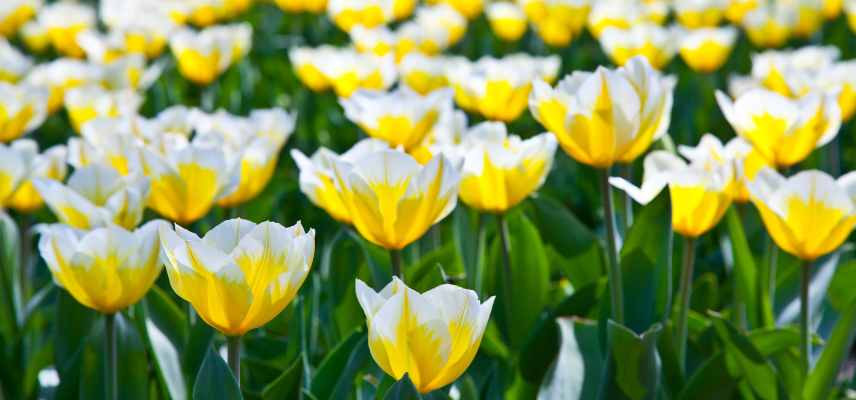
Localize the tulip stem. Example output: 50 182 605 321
800 261 812 379
621 164 634 230
227 335 241 385
599 169 624 323
104 313 117 400
390 249 402 280
497 214 514 337
676 236 696 374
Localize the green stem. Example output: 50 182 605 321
390 249 402 280
474 214 487 296
599 168 624 323
676 236 696 374
622 164 634 231
227 335 241 385
497 214 514 337
800 261 812 379
104 313 117 400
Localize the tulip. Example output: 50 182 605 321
68 117 143 176
748 169 856 376
331 149 459 276
140 140 238 225
7 141 66 213
673 0 726 28
291 138 390 224
35 164 149 229
350 23 449 62
399 53 462 95
160 218 315 382
290 47 397 97
414 5 467 45
38 220 166 400
724 0 758 23
716 89 841 169
818 61 856 122
169 24 251 86
677 27 737 73
327 0 394 32
791 0 824 38
742 4 794 48
23 58 102 113
486 2 527 42
599 23 678 70
447 54 560 122
410 108 469 164
0 81 48 142
0 39 32 82
64 86 142 133
341 87 452 152
275 0 328 13
825 0 843 18
355 278 494 393
100 54 163 92
522 0 590 47
0 140 32 208
99 1 176 59
0 0 39 38
676 134 768 203
749 46 840 98
38 2 95 58
289 45 337 92
20 21 49 53
432 0 483 19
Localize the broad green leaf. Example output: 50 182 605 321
183 321 214 385
309 329 370 400
599 321 662 400
678 353 736 400
0 211 20 340
537 318 602 400
193 346 242 400
54 291 95 371
709 314 778 400
261 355 302 400
79 314 150 400
804 297 856 400
144 285 189 351
383 374 421 400
145 317 187 400
776 251 839 327
746 328 801 357
657 322 683 399
827 260 856 312
725 209 761 328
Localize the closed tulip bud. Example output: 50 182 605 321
610 148 733 238
458 122 557 213
674 0 727 28
678 27 737 73
292 139 390 224
0 81 48 142
342 87 452 152
141 141 238 225
23 58 102 113
64 86 141 133
0 39 32 82
716 89 841 168
0 140 32 208
37 220 166 314
677 134 768 203
35 164 149 229
38 2 95 58
356 278 494 393
0 0 39 38
331 149 459 249
529 56 674 168
160 219 315 335
599 23 678 70
8 140 66 213
486 3 527 42
742 4 794 48
327 0 394 32
399 54 462 95
748 169 856 261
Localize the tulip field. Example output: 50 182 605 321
7 0 856 399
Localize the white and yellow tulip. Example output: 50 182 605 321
0 140 34 208
7 140 66 213
0 39 32 82
599 23 678 70
64 85 141 133
0 81 48 142
677 26 737 73
486 2 527 42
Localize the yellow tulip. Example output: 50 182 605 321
327 0 394 32
140 141 238 225
23 58 102 113
290 47 397 97
8 141 67 213
716 89 841 168
432 0 484 19
355 278 494 393
486 2 528 42
169 24 251 86
724 0 758 23
458 122 557 213
818 61 856 122
0 0 39 38
529 56 674 168
748 169 856 261
38 2 95 58
674 0 726 28
448 54 559 122
610 148 734 238
20 21 49 53
677 134 768 203
289 46 336 92
35 164 149 230
64 86 141 133
414 5 467 45
522 0 590 47
37 220 166 314
330 149 459 250
399 54 460 95
100 54 163 92
99 0 178 59
678 26 737 73
0 39 32 82
792 0 824 38
824 0 843 18
750 46 839 98
587 0 662 38
599 23 677 70
0 81 48 142
0 140 32 208
341 87 452 152
742 4 794 48
350 24 448 61
160 219 315 336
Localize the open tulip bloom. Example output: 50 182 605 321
6 140 66 213
355 277 494 393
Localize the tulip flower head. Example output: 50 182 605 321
64 86 141 133
673 0 727 28
0 140 33 208
0 39 32 82
355 278 494 393
0 81 48 142
350 23 450 61
291 138 391 224
160 219 315 335
8 140 66 213
521 0 590 47
0 0 40 38
20 20 48 53
37 220 166 314
24 58 102 113
750 46 839 98
791 0 824 38
68 117 143 176
35 164 149 229
748 169 856 261
677 134 768 203
587 0 665 38
724 0 758 23
169 24 252 86
330 149 460 249
716 89 841 168
431 0 484 19
414 5 468 44
37 2 95 58
486 2 528 42
398 53 462 95
457 122 557 213
341 87 452 152
678 26 737 73
610 147 734 238
599 23 678 70
327 0 394 32
742 4 794 48
290 47 397 97
529 56 674 168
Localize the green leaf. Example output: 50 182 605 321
183 321 214 384
309 329 370 400
538 318 603 400
383 375 422 400
79 314 150 400
349 231 392 289
678 353 736 400
0 211 21 340
725 209 761 328
54 291 95 371
775 251 839 326
145 286 189 351
261 355 302 400
804 297 856 400
746 328 801 357
193 346 242 400
600 321 663 400
145 314 188 400
709 313 778 400
619 192 672 334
